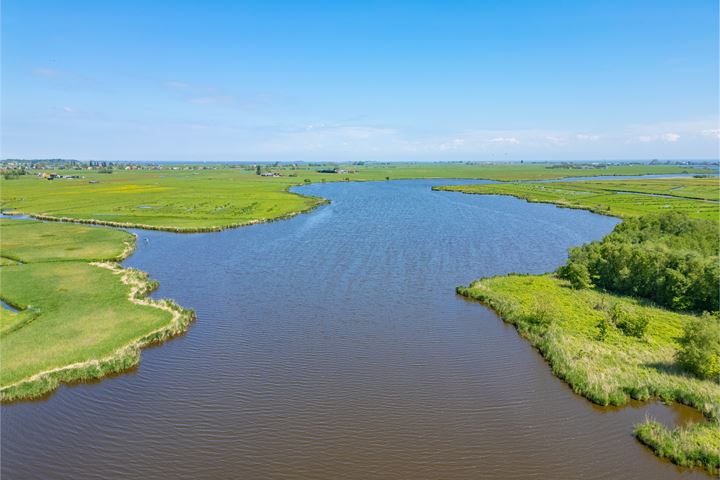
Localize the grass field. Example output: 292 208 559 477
437 177 720 221
0 218 131 263
458 274 719 473
0 220 193 401
0 163 709 231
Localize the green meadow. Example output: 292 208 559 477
0 220 193 401
437 176 720 221
0 163 708 231
0 218 131 263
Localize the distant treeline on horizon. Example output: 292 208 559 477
2 159 719 166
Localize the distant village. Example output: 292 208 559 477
0 158 715 182
0 159 367 181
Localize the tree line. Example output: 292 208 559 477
558 212 719 312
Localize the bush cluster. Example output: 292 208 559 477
676 313 720 381
558 212 719 312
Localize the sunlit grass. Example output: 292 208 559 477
437 177 720 221
458 274 719 473
0 220 193 401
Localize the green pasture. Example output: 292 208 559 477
0 163 709 231
438 177 720 221
0 220 180 399
0 218 131 263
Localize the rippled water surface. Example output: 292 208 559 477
1 179 707 479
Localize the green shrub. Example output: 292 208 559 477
596 317 611 341
558 262 592 289
676 313 720 381
609 303 648 338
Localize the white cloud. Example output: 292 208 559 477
661 132 680 142
634 132 680 143
439 138 465 151
576 134 600 141
701 129 720 139
544 135 565 146
489 137 520 144
63 106 74 113
253 124 404 155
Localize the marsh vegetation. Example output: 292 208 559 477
0 220 193 401
449 177 720 473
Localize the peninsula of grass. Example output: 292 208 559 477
436 176 719 221
457 275 719 473
0 219 194 401
444 176 720 473
0 163 709 232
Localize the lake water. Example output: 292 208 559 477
1 179 708 479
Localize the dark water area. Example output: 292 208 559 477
0 300 19 312
1 179 708 479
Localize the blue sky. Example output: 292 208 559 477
2 0 718 161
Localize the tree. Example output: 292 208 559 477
255 165 261 175
676 314 720 381
558 262 592 289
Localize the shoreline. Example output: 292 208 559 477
0 260 195 402
0 187 329 402
457 277 719 474
2 170 708 233
456 277 719 475
444 181 719 474
5 195 330 234
432 185 626 219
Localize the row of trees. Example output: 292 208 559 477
558 212 719 312
2 167 27 179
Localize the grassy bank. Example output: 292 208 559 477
444 176 719 473
0 164 708 231
0 220 194 401
436 177 719 221
457 274 719 473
